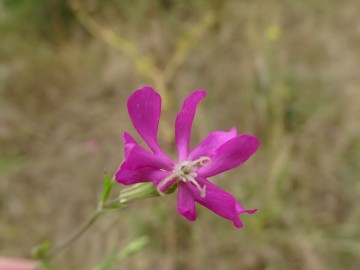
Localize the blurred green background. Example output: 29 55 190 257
1 0 359 269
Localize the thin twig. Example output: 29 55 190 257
47 210 104 259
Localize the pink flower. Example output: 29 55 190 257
115 86 259 228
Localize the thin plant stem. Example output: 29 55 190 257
47 210 104 259
34 180 158 267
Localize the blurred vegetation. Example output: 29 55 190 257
1 0 359 269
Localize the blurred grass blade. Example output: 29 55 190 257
117 235 149 260
92 250 117 270
92 236 149 270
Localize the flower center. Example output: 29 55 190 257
156 156 211 198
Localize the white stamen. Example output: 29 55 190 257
187 175 206 198
190 156 211 168
156 172 177 196
156 156 211 198
189 172 197 178
201 185 207 198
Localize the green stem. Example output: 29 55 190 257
47 210 104 259
39 182 161 265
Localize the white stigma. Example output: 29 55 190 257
156 156 211 198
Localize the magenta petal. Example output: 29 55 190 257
123 132 137 144
122 132 174 170
188 127 237 160
236 202 257 215
123 132 137 158
124 143 174 170
175 90 206 162
187 178 254 228
198 134 259 178
115 167 169 185
177 183 196 221
127 86 163 153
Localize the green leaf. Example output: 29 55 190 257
101 173 114 205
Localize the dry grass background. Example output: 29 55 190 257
0 0 360 269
